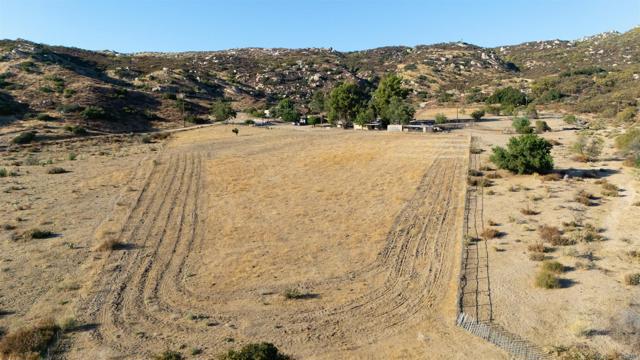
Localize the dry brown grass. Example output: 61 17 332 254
541 173 562 182
538 225 562 243
481 228 500 240
520 207 539 216
574 190 595 206
0 318 60 359
528 242 547 253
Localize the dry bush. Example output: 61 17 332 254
567 224 605 243
284 288 303 299
153 350 184 360
488 219 499 226
467 177 493 187
627 250 640 261
479 165 494 171
547 139 562 146
528 242 547 253
520 207 539 215
529 253 545 261
542 260 565 274
46 167 68 174
624 273 640 286
95 238 125 252
541 173 562 182
486 189 496 195
601 181 619 197
468 169 483 177
574 190 595 206
538 225 562 242
481 228 500 240
485 171 502 179
0 319 60 359
24 228 54 239
535 270 561 289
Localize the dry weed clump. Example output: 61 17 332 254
485 171 502 179
535 269 561 289
468 169 483 177
538 225 561 242
94 228 125 251
46 167 68 174
600 181 619 197
24 228 54 239
574 190 595 206
481 228 500 240
528 242 547 253
0 318 60 359
567 224 605 243
529 253 545 261
520 206 539 216
542 260 565 274
541 173 562 182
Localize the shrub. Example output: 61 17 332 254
64 125 88 135
525 105 539 119
541 173 562 181
12 131 36 144
47 167 67 174
0 319 60 359
232 128 239 136
542 261 565 274
481 228 500 240
0 168 6 178
571 134 603 162
284 288 303 299
512 117 533 134
574 190 595 206
244 119 255 125
528 242 546 253
535 120 551 133
81 106 107 120
219 342 291 360
211 100 237 122
434 113 447 124
529 253 545 261
153 350 183 360
520 207 539 215
624 273 640 286
538 225 562 243
616 107 637 123
535 270 561 289
468 169 483 177
57 103 84 113
36 113 54 121
600 181 619 197
26 229 54 239
490 134 553 174
470 109 485 121
563 114 578 125
141 135 152 144
485 87 526 107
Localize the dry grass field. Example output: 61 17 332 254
0 126 507 359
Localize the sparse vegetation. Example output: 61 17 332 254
219 342 291 360
535 269 561 289
47 167 68 174
624 273 640 286
12 131 36 144
25 229 54 239
153 350 184 360
490 134 553 174
0 319 60 359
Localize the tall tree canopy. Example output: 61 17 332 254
275 98 300 122
372 74 413 125
327 82 368 125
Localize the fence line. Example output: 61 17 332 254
456 138 549 360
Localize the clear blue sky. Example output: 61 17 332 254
1 0 638 52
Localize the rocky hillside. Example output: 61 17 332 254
0 27 638 134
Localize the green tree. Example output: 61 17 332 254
309 91 326 114
512 117 533 134
490 134 554 174
486 87 527 107
275 99 300 122
471 109 485 121
435 113 447 124
210 100 237 122
307 115 318 127
372 74 410 124
327 82 368 126
355 106 376 127
383 97 415 125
